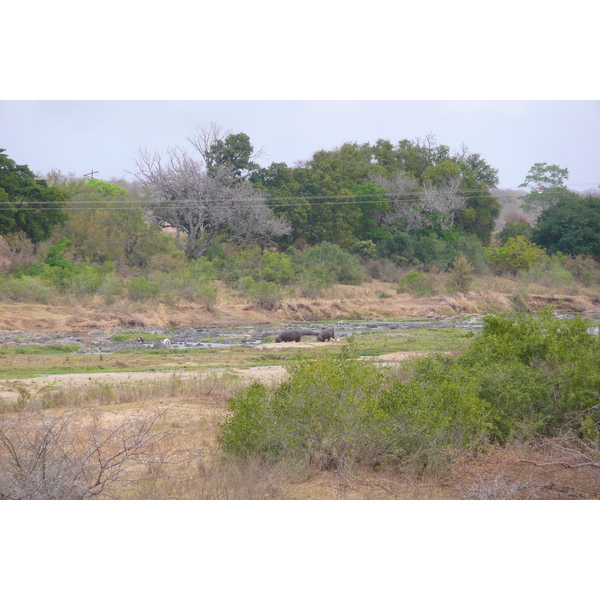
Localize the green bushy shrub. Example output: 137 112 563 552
127 276 160 301
220 348 391 470
457 310 600 442
96 273 125 304
221 311 600 474
0 275 57 304
196 283 217 309
292 242 364 285
484 236 547 275
380 357 490 470
260 252 297 285
397 271 434 297
518 260 575 290
154 258 218 305
248 281 283 310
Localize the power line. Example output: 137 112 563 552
2 187 598 211
0 194 504 210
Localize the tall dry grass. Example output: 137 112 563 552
32 372 241 411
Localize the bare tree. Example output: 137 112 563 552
419 176 465 229
371 172 464 233
0 409 169 499
370 173 423 231
132 126 290 260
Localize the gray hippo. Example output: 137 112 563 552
276 330 302 343
317 328 335 342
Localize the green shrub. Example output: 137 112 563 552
235 276 258 297
0 275 56 304
484 236 547 275
293 242 364 285
127 276 160 301
220 348 391 470
260 252 297 285
196 282 217 309
221 311 600 474
96 273 125 303
518 260 575 289
295 267 331 298
412 235 448 269
248 281 283 310
397 271 433 297
351 240 377 259
220 344 489 474
380 357 490 470
458 310 600 442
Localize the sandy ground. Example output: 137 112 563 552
0 346 428 405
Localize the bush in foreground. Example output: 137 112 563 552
220 311 600 474
220 342 490 473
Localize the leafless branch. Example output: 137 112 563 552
0 409 170 500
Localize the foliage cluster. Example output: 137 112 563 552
531 194 600 260
484 236 547 275
379 230 489 272
220 311 600 474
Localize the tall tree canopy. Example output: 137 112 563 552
0 149 67 244
519 162 572 214
254 135 501 249
531 195 600 260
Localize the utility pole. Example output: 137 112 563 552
84 170 98 179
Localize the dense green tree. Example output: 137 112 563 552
531 195 600 260
204 132 260 180
0 149 67 244
497 219 533 245
252 134 501 252
519 162 572 213
251 162 311 245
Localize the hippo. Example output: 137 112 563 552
316 328 335 342
275 330 302 343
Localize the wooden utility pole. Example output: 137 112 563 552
84 170 98 179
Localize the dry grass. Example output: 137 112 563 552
3 366 600 499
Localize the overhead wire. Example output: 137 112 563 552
0 193 529 211
1 185 598 211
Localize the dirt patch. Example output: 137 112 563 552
0 365 289 405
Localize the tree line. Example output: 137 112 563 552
1 124 599 278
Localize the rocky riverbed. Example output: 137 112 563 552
2 311 599 355
0 316 487 354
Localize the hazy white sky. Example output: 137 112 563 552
2 100 599 191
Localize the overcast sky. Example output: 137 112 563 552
2 100 599 191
